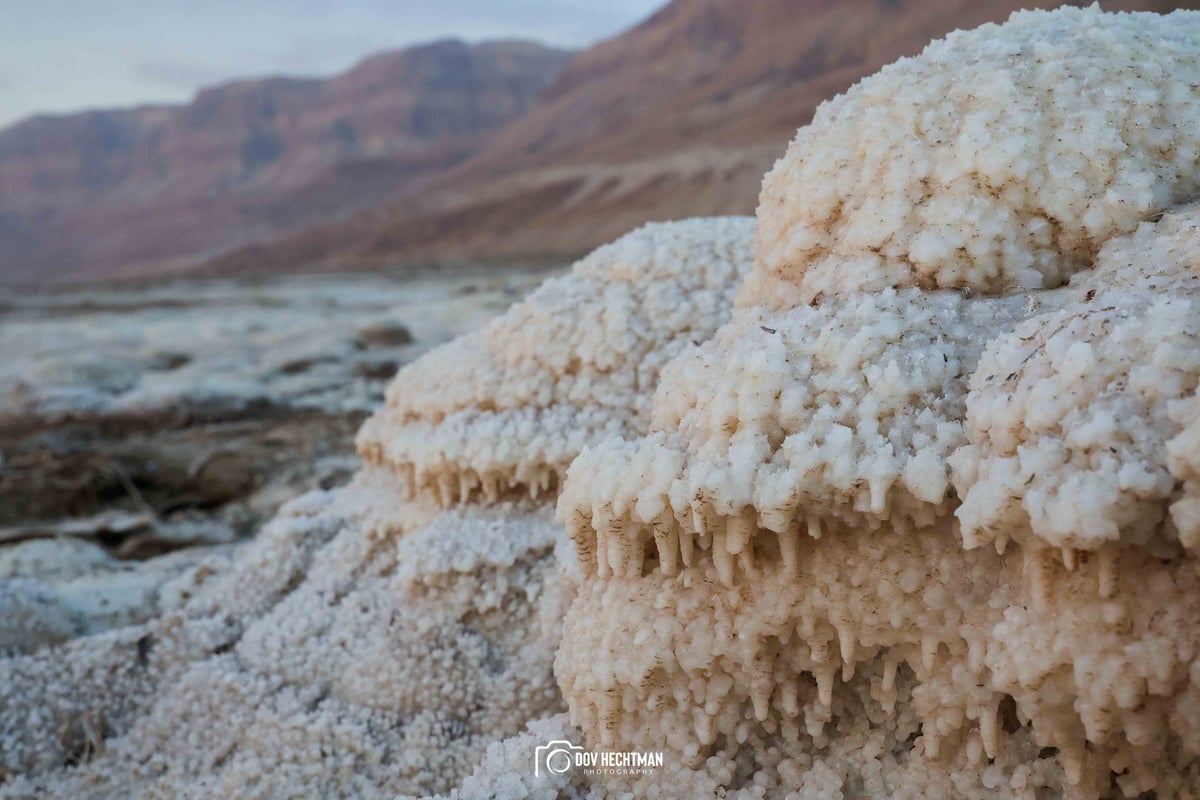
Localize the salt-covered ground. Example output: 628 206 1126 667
0 266 558 637
0 261 589 798
0 268 552 419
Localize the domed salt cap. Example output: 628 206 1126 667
951 205 1200 562
558 288 1038 582
357 217 754 507
742 6 1200 312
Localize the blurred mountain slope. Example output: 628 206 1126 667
202 0 1200 277
0 40 570 283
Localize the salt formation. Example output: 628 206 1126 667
560 289 1037 583
357 217 753 506
557 7 1200 799
0 219 754 798
4 6 1200 800
952 244 1200 560
743 5 1200 311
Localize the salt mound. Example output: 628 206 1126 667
554 7 1200 798
0 220 753 798
0 427 580 800
952 212 1200 557
744 5 1200 310
556 204 1200 799
357 217 753 506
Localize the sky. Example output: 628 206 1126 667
0 0 662 129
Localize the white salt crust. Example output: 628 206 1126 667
952 285 1200 556
744 5 1200 311
0 486 578 798
357 217 753 506
559 288 1040 583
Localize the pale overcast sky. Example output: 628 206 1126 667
0 0 662 129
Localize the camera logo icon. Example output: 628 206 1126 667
534 740 583 776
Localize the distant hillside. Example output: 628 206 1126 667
0 40 571 283
204 0 1200 278
7 0 1198 284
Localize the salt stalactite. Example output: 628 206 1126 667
556 6 1200 798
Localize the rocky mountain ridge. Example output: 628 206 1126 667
0 40 570 283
